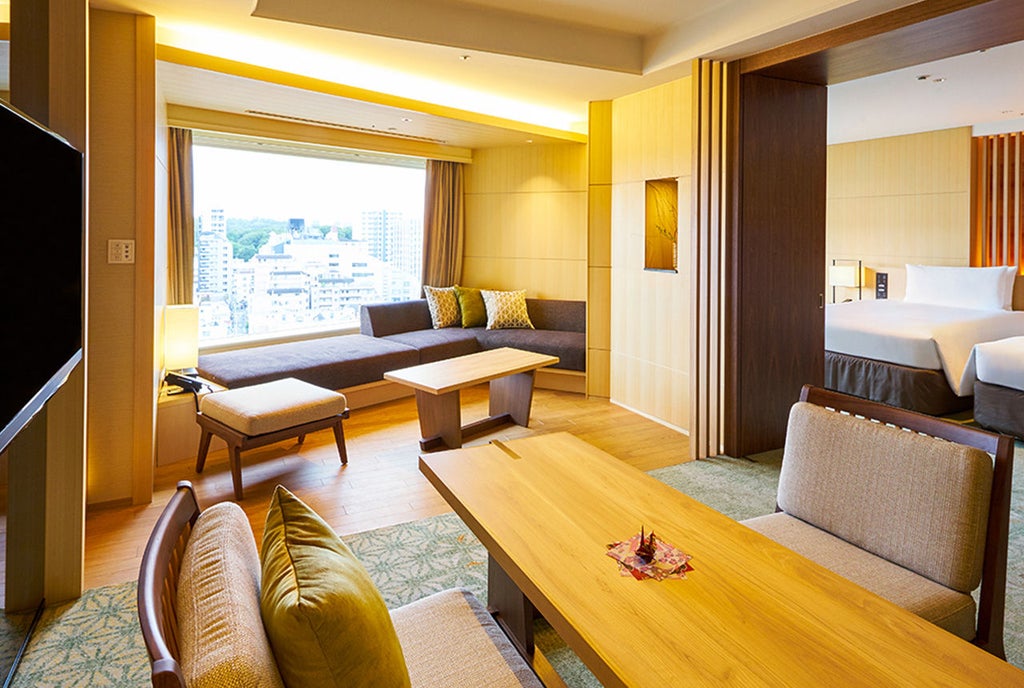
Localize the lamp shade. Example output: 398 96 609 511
828 265 860 288
164 304 199 370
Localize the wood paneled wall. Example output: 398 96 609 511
462 144 588 298
972 131 1024 271
827 127 972 291
587 101 612 398
87 11 158 506
725 73 826 457
610 78 692 432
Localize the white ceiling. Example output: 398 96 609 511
3 1 1024 146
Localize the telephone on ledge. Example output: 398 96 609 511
165 371 206 395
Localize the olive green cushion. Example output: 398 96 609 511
454 285 487 328
259 486 411 688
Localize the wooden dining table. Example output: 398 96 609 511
419 432 1024 688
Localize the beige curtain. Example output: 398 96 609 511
421 159 465 288
168 127 195 304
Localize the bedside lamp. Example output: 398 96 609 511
829 260 862 303
164 304 199 376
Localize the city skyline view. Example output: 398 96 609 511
192 144 426 342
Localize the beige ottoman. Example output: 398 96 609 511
196 378 349 499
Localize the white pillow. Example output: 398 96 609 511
904 265 1017 311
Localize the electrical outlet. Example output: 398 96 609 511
108 239 135 264
875 272 888 299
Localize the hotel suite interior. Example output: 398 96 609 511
2 0 1024 680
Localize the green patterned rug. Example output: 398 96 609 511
7 448 1024 686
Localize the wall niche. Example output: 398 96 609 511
645 178 678 272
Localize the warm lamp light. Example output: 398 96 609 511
164 304 199 372
828 265 860 288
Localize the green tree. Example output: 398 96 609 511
226 218 285 261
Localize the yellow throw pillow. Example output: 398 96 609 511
260 486 411 688
480 289 535 330
453 285 487 328
423 285 460 328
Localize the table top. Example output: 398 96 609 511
383 347 559 395
419 432 1024 688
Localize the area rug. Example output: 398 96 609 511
8 447 1024 686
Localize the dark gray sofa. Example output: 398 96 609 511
196 298 585 392
359 298 586 371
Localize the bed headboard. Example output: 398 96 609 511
859 266 1023 309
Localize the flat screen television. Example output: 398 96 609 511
0 100 84 455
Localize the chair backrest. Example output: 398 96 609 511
137 481 200 688
788 385 1014 658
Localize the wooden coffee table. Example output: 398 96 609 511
384 347 558 451
419 432 1024 688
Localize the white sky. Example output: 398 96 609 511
192 145 426 228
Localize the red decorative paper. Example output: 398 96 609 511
606 530 693 581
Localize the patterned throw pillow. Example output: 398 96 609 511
423 285 460 328
481 289 534 330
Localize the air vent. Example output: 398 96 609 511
244 110 447 144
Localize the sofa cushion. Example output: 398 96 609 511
424 285 461 328
260 486 411 688
390 588 543 688
454 286 487 328
177 502 284 688
360 300 433 337
198 334 419 390
481 289 534 330
383 328 482 364
743 512 978 640
778 401 993 592
526 298 585 333
476 329 585 371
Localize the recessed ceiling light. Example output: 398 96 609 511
401 117 412 123
932 77 945 83
916 74 930 81
526 139 533 144
459 54 471 61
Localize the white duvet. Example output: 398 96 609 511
825 300 1024 396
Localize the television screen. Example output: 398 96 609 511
0 100 84 454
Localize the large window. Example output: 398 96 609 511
192 135 425 343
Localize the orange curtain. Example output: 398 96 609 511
421 159 465 288
971 132 1023 273
168 127 195 304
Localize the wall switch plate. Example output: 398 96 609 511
108 239 135 264
875 272 888 299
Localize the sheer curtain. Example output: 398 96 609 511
421 159 465 288
168 127 195 304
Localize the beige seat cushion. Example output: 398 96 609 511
200 377 347 436
176 502 284 688
744 512 977 640
390 588 543 688
778 401 993 592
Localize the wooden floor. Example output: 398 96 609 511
83 386 691 591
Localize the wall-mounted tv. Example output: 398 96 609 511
0 100 84 455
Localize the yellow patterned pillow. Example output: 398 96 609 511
423 285 460 328
481 289 535 330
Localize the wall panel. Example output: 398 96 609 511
826 127 972 296
610 78 692 432
462 144 587 299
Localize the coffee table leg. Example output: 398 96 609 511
489 370 537 426
415 389 462 450
487 555 535 660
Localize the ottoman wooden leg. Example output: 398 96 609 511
332 419 348 465
196 430 213 473
229 445 245 500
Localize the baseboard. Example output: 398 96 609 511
535 369 586 394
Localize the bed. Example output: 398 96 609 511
974 336 1024 438
824 264 1024 416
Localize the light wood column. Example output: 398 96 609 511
8 0 89 608
689 59 728 460
587 101 611 398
